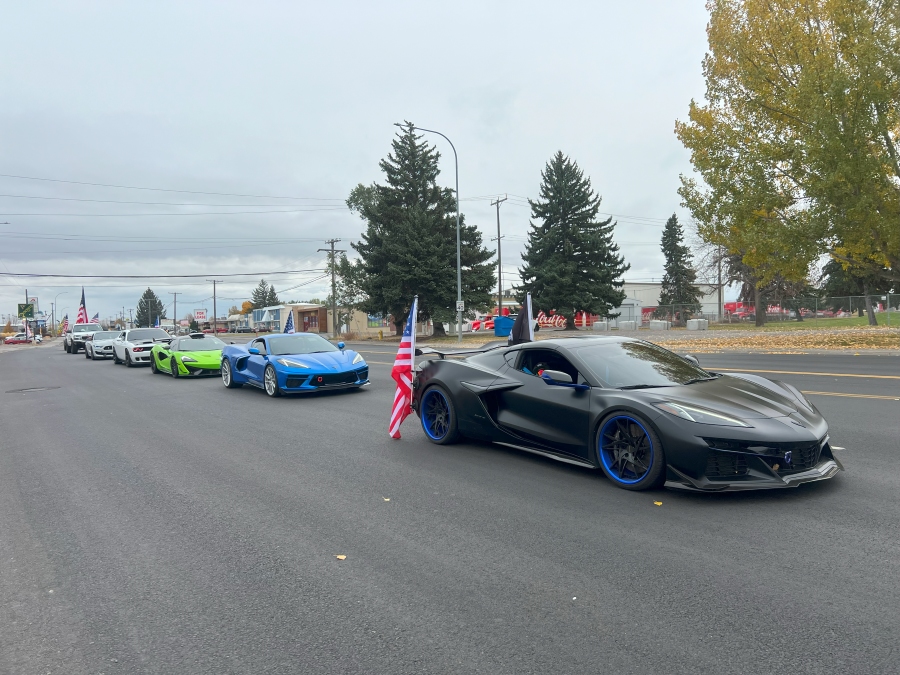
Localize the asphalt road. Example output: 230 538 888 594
1 342 898 674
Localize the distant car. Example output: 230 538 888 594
220 333 368 397
85 331 120 360
4 332 31 344
111 327 172 366
235 326 253 333
150 333 225 377
202 327 228 334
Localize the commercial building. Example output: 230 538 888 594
252 304 327 333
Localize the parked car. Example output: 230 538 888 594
4 332 31 344
235 326 253 334
64 323 103 353
202 327 228 334
85 331 120 360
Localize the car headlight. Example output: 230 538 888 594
277 358 309 368
180 356 197 363
654 402 751 427
352 352 364 364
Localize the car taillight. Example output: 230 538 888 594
133 347 145 352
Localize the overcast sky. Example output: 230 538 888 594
0 0 715 324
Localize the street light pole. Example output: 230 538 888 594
491 195 507 318
53 291 68 337
318 239 346 338
399 123 463 344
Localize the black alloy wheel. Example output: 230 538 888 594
125 351 133 367
170 357 179 378
150 354 159 374
596 412 666 491
84 346 91 359
419 385 459 445
112 349 121 364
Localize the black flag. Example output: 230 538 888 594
508 292 534 345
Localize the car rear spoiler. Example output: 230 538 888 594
415 340 508 359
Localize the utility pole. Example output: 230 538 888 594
717 245 723 322
207 280 223 334
169 292 180 334
318 239 346 338
490 195 507 318
128 308 133 327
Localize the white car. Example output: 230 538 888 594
84 330 121 360
112 328 172 367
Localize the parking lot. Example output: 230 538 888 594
1 342 899 674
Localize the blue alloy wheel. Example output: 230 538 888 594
420 386 458 444
598 415 656 485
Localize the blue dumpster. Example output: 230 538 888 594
493 315 514 338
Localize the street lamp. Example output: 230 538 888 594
396 123 463 344
53 291 68 336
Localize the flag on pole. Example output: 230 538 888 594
75 287 89 324
154 315 160 328
91 312 100 323
59 314 69 334
283 311 295 334
508 292 535 345
24 320 32 339
389 296 417 439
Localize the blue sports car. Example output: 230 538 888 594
221 333 369 397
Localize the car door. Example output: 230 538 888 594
494 347 593 459
156 339 176 372
114 332 126 359
245 338 269 383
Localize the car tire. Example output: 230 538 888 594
63 341 69 352
596 412 665 491
221 360 242 388
263 365 281 397
125 351 133 367
419 385 460 445
150 355 159 374
170 358 179 378
84 346 91 359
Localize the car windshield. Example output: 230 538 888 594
92 331 118 340
267 334 338 356
73 324 101 333
127 328 170 342
571 341 712 388
180 336 225 351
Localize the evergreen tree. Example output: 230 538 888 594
251 279 270 308
266 283 280 307
658 214 701 317
135 288 166 328
518 152 629 328
347 122 495 335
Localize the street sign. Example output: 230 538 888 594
17 303 34 319
456 301 465 312
194 309 207 321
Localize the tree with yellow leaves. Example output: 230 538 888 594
677 0 900 293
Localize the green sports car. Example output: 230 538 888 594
150 334 226 378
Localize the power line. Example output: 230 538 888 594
0 193 346 207
0 207 348 217
0 268 328 279
0 173 345 201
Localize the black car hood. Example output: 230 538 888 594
641 373 807 420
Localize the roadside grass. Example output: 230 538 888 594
710 312 900 331
653 328 900 352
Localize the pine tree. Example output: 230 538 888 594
348 122 495 335
135 288 166 328
658 214 701 318
266 283 280 307
251 279 270 308
519 152 629 328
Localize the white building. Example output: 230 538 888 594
619 282 722 320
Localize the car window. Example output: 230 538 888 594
516 348 581 383
252 339 267 356
117 332 126 340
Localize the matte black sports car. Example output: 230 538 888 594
411 337 843 492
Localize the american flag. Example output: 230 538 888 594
59 315 69 334
75 287 89 324
388 296 417 439
91 312 100 323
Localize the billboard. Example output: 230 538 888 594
28 296 39 314
194 309 207 321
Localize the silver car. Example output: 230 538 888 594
84 330 120 360
112 328 172 367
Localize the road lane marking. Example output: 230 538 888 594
709 367 900 380
802 390 900 401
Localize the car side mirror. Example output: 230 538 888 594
337 341 345 350
683 354 700 366
230 341 235 345
540 369 573 384
248 347 260 355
